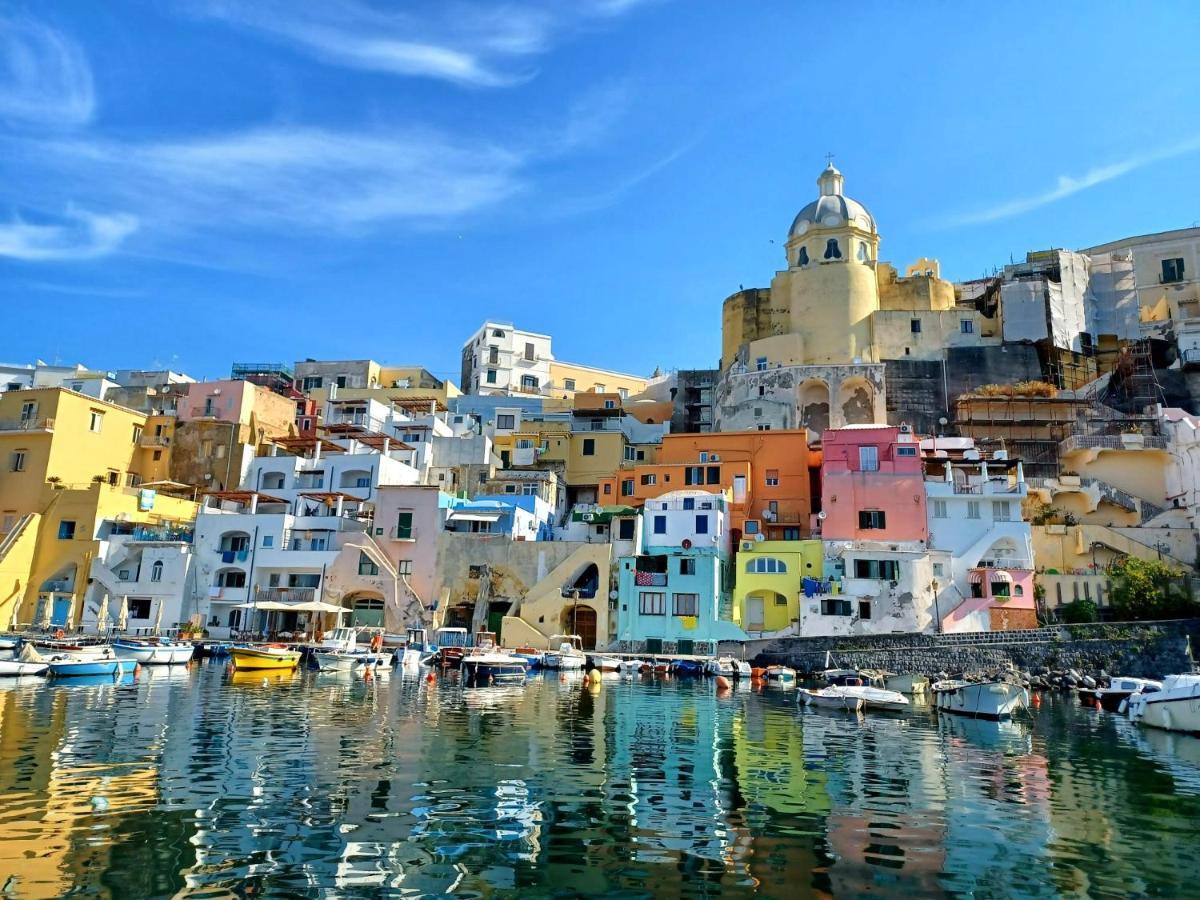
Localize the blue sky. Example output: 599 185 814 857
2 1 1199 383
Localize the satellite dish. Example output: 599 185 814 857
608 589 619 600
754 533 765 542
817 510 827 520
682 538 693 549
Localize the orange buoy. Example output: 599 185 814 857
714 675 731 690
1031 692 1042 708
425 671 435 682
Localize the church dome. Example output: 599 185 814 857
788 163 876 237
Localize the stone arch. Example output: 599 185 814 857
345 590 386 628
838 376 874 425
798 379 830 434
560 603 599 650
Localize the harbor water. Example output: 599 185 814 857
2 664 1199 897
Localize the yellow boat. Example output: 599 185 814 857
229 645 301 671
229 668 297 686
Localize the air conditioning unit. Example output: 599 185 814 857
741 541 754 551
582 513 594 522
899 423 912 434
709 454 720 462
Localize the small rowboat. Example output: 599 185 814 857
763 665 797 685
229 645 301 671
48 651 137 678
0 659 49 677
801 687 865 711
113 638 195 666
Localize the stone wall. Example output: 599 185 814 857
732 619 1200 679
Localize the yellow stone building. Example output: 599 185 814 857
721 163 994 372
0 388 197 628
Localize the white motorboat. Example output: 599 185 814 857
731 659 753 679
835 684 911 712
618 658 645 676
1126 673 1200 733
112 638 195 666
931 680 1028 720
542 635 586 670
462 649 528 685
0 659 48 677
590 654 621 672
704 656 735 677
801 687 864 711
399 628 436 671
1078 676 1161 712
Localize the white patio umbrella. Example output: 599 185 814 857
116 595 129 632
153 599 164 635
10 600 20 630
95 592 110 634
38 598 52 629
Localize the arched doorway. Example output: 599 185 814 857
562 604 598 649
742 589 787 633
346 593 385 628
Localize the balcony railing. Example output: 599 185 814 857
0 417 54 432
389 527 417 540
1061 434 1168 453
257 587 316 604
974 558 1034 571
139 434 171 447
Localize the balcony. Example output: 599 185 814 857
123 525 193 543
258 587 316 604
974 557 1033 571
389 526 418 541
1183 348 1200 369
139 434 171 447
1061 434 1167 453
0 417 54 432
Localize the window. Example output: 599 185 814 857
19 401 36 422
652 515 666 534
618 387 629 400
217 569 247 588
604 399 616 409
131 425 143 444
765 469 780 486
524 342 535 361
679 558 696 575
640 473 656 486
992 500 1012 522
782 527 801 540
89 411 103 432
857 242 868 262
746 557 787 574
896 446 917 457
301 376 323 390
150 560 163 583
639 591 665 615
335 375 348 389
682 497 695 510
617 518 636 540
858 445 879 471
1162 257 1186 283
858 510 886 529
152 450 162 461
858 600 872 620
853 559 899 580
496 414 515 429
58 520 76 540
636 450 645 461
129 597 152 619
684 466 703 485
910 318 922 334
673 593 699 616
505 484 516 493
203 398 216 416
966 501 981 519
359 552 379 576
707 466 720 485
960 319 974 334
699 452 709 462
492 328 506 338
520 374 538 391
822 596 853 616
262 535 274 547
754 407 762 418
743 519 759 534
796 246 809 267
602 483 612 496
201 439 214 457
564 378 576 391
756 357 768 371
395 511 413 539
398 559 413 575
10 450 25 472
695 514 709 534
486 369 498 384
488 347 499 364
932 562 945 577
824 238 842 260
594 384 606 393
582 438 595 456
932 500 947 518
621 478 634 496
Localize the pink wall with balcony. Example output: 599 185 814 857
177 380 252 424
821 426 928 542
941 567 1037 633
372 485 447 617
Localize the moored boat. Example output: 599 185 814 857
542 635 587 670
112 638 195 666
763 665 797 685
0 659 49 677
672 659 704 678
1126 674 1200 733
837 684 911 712
47 649 137 678
884 673 929 695
511 647 544 669
800 687 864 711
229 644 301 671
462 650 528 685
433 627 471 669
931 679 1027 720
618 658 645 676
400 628 437 671
1078 676 1161 712
731 659 753 679
589 654 621 672
704 656 735 677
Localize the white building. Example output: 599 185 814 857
460 321 553 397
85 520 198 636
820 540 938 636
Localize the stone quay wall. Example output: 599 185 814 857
731 619 1200 679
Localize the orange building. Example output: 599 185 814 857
597 429 819 541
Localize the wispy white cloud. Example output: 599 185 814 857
21 280 146 298
942 135 1200 226
0 14 94 126
186 0 655 87
0 207 137 261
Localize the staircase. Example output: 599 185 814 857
0 514 34 563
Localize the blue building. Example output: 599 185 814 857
615 490 745 654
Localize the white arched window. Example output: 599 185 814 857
150 560 164 583
746 557 788 574
857 241 868 262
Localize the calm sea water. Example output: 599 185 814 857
1 663 1199 898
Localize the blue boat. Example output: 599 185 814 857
47 652 137 678
49 672 138 688
672 659 705 678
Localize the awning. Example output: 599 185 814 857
449 511 503 522
288 600 346 613
988 570 1015 583
968 570 985 584
234 601 293 610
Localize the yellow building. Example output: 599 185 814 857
545 360 648 400
0 388 197 628
721 163 994 371
733 539 824 634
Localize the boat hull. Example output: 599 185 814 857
542 654 586 670
462 657 528 685
884 674 929 695
932 681 1027 720
230 647 300 671
1128 675 1200 733
764 666 797 685
48 658 136 678
113 641 195 666
801 689 864 711
0 659 48 677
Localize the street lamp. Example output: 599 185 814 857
931 577 941 634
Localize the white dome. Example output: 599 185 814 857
789 163 876 237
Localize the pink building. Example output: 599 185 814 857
820 425 927 542
371 485 458 625
177 379 296 436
